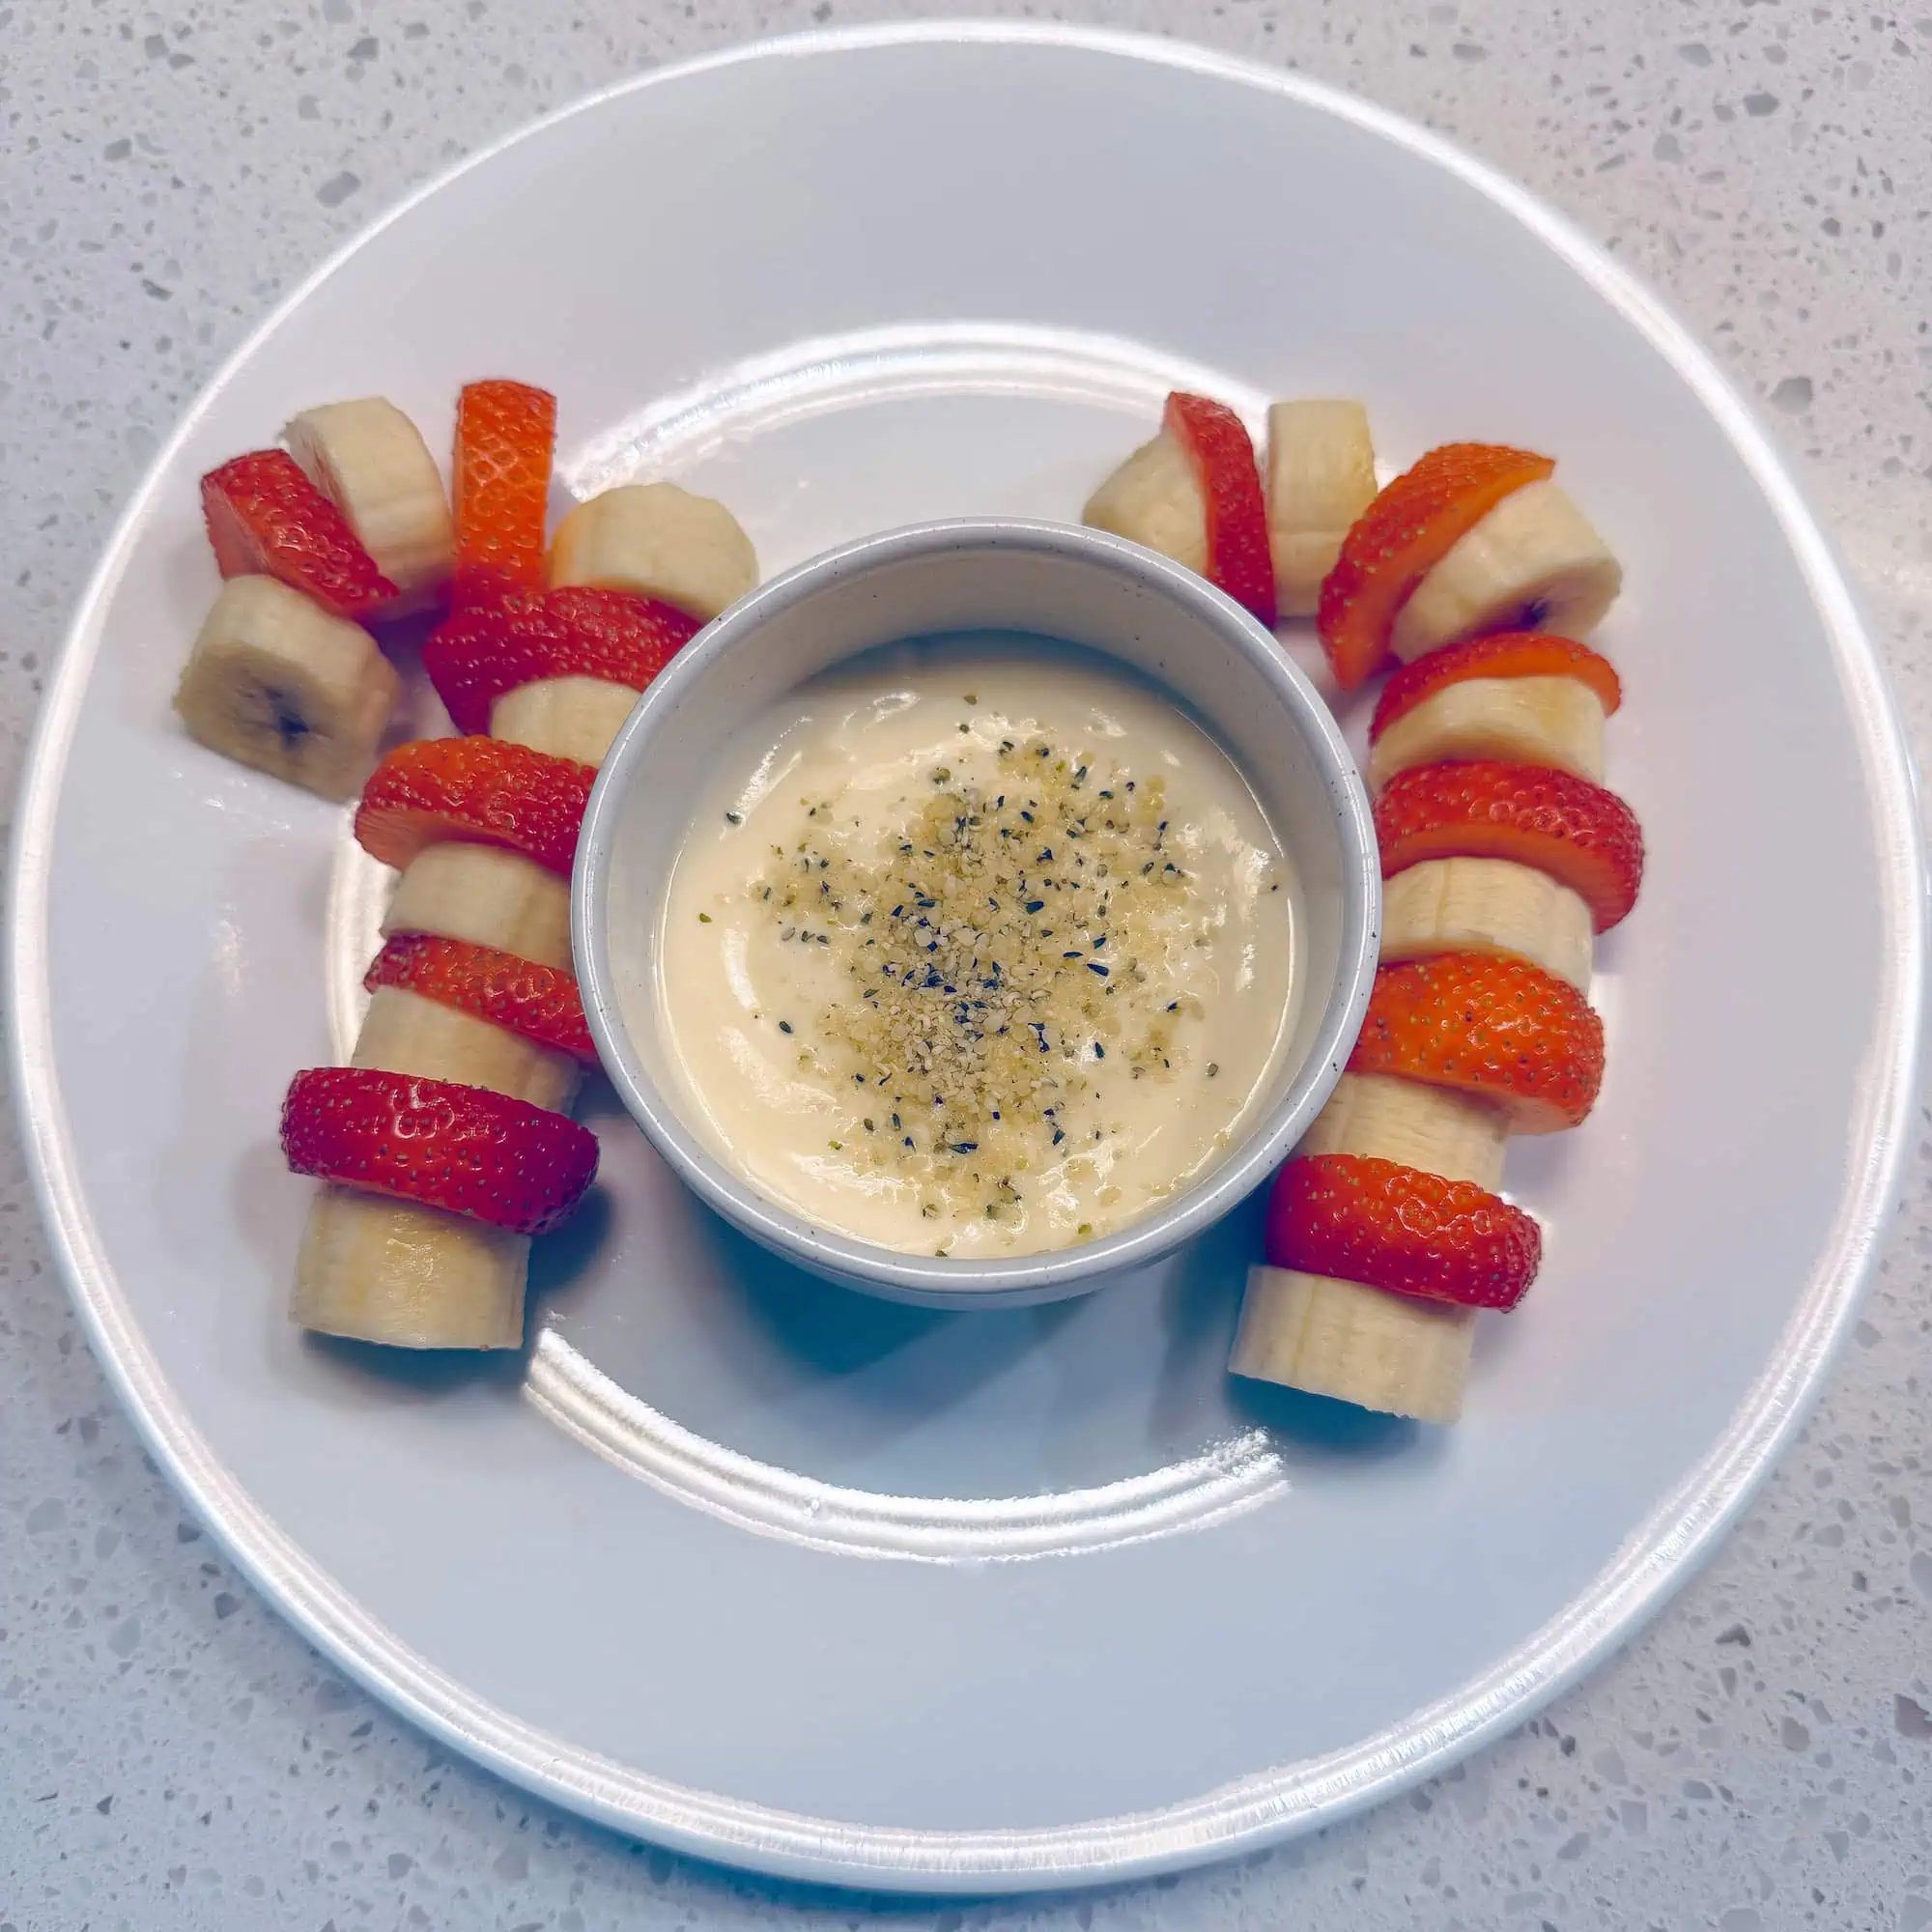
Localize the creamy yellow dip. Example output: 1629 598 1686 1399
657 646 1298 1257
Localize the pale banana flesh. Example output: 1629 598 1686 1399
293 1186 528 1350
491 675 638 768
295 953 562 1348
1231 1265 1475 1425
283 397 455 618
1380 856 1594 992
1229 893 1592 1422
355 985 581 1114
549 482 757 623
1391 478 1622 663
1229 476 1621 1418
295 688 602 1348
1297 1071 1509 1191
1232 1072 1508 1418
1367 674 1606 791
382 842 574 972
174 575 400 802
1264 400 1377 616
1081 430 1209 577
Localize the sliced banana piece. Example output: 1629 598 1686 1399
1230 1264 1474 1423
1264 400 1377 616
1298 1071 1509 1190
306 582 610 1354
1381 856 1593 991
354 985 580 1113
298 985 579 1349
294 1184 527 1350
1367 675 1605 791
283 397 455 617
1081 431 1208 576
1391 478 1622 663
549 482 756 623
383 841 574 972
1235 1077 1501 1419
491 674 638 768
174 575 399 801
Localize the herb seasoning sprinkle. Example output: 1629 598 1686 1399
745 734 1198 1219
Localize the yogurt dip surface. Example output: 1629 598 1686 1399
656 636 1300 1258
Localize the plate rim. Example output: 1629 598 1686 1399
9 19 1924 1894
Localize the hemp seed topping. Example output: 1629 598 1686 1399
748 735 1199 1220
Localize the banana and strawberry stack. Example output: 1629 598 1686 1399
1086 402 1642 1423
175 384 756 1348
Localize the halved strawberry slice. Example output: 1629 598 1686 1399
1349 952 1605 1132
201 449 399 618
452 379 556 609
1318 442 1554 690
281 1066 597 1235
1264 1152 1542 1311
364 933 597 1063
1370 632 1623 744
1376 758 1643 931
1164 391 1276 626
355 737 594 878
423 584 698 735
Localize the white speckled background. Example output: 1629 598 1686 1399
3 3 1928 1926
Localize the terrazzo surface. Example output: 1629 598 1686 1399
3 2 1930 1926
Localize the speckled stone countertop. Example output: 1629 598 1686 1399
3 3 1928 1926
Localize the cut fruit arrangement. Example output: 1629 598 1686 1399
177 367 1637 1405
175 382 757 1348
1086 396 1641 1423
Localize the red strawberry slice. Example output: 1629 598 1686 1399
364 933 597 1064
1318 442 1553 690
201 449 398 618
355 737 595 878
423 584 698 735
1350 952 1605 1133
1164 391 1276 626
1376 758 1644 931
452 380 556 610
1370 631 1623 743
281 1066 597 1235
1264 1152 1542 1311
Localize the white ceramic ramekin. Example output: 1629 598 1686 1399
574 519 1378 1308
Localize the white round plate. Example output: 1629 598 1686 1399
11 23 1922 1895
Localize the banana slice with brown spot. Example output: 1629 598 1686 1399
1391 478 1622 663
174 575 399 801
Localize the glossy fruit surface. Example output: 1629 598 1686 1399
201 449 398 617
1376 758 1644 931
281 1066 598 1234
1350 952 1605 1132
1264 1152 1542 1310
1318 442 1553 689
425 584 697 733
355 736 594 878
